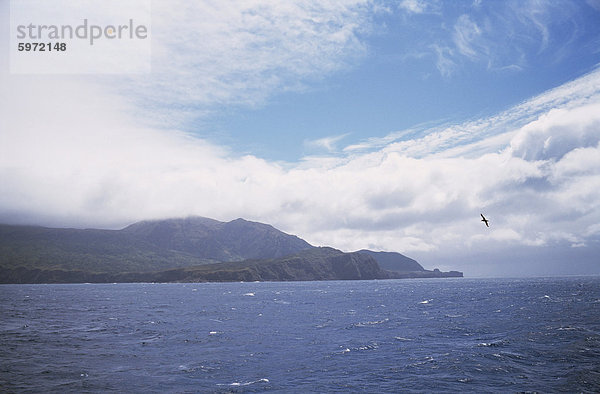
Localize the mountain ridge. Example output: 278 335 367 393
121 216 313 262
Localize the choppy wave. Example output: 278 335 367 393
1 277 599 392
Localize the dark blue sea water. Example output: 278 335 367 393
1 277 600 393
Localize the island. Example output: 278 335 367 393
0 217 462 283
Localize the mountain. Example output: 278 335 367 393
122 217 312 262
358 250 424 272
0 217 312 274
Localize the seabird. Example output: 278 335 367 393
480 213 489 227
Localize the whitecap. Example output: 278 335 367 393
218 378 269 387
419 299 432 304
357 344 378 351
409 356 435 367
244 292 255 297
477 340 506 347
354 318 389 327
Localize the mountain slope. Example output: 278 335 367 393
0 247 393 283
0 224 185 273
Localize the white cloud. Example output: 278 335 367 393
343 66 600 159
453 14 482 59
116 0 376 126
431 44 456 77
305 133 349 152
412 0 594 76
509 102 600 161
399 0 428 14
551 143 600 182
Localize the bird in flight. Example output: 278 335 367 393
480 213 489 227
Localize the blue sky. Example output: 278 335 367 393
187 0 600 160
2 0 600 277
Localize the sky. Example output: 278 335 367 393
2 0 600 277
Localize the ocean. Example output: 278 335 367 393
1 277 599 393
